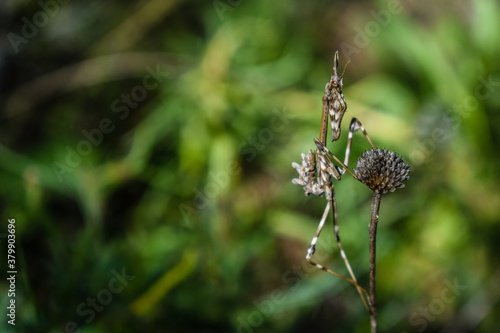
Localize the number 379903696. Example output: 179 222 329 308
7 219 16 269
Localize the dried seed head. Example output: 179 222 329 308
354 148 411 194
292 150 324 196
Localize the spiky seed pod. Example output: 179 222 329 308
354 148 411 194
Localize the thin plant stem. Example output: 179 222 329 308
369 189 382 333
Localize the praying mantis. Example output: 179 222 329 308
292 51 375 311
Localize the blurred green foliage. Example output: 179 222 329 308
1 0 500 332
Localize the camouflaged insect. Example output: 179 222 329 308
321 51 347 143
291 52 375 313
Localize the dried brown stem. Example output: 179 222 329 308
369 189 382 333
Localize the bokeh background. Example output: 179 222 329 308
1 0 500 332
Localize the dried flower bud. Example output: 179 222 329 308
354 149 411 194
292 150 324 196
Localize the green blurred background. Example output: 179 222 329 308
1 0 500 332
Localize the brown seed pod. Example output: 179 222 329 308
354 148 411 194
